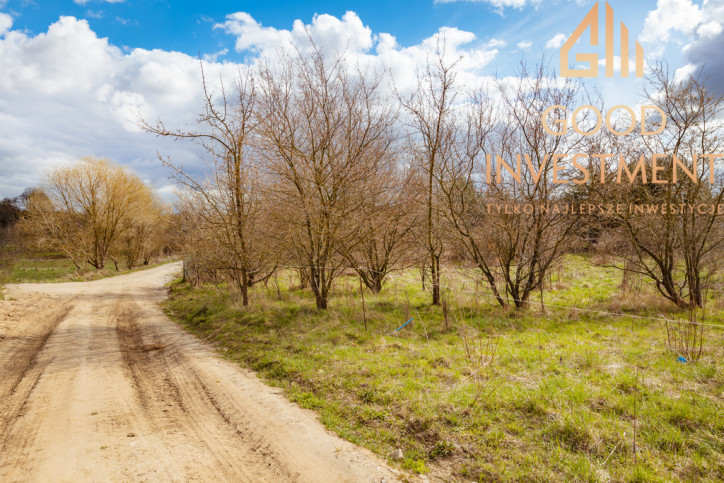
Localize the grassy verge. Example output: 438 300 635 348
163 259 724 482
0 247 177 298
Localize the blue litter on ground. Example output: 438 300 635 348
395 318 414 332
677 356 688 363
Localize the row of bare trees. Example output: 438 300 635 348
21 157 170 272
141 39 724 310
143 47 409 308
590 69 724 308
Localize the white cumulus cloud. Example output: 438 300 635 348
674 63 698 82
546 33 566 49
0 12 12 36
217 11 500 93
597 55 638 74
641 0 724 94
433 0 532 11
517 40 532 50
0 11 502 198
640 0 704 43
0 16 241 197
697 20 723 39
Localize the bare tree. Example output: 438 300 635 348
0 226 14 252
256 44 396 309
435 88 506 306
602 64 724 308
0 196 20 252
23 157 160 271
490 64 591 308
398 42 459 305
339 160 415 293
141 65 274 305
116 196 167 269
438 62 590 308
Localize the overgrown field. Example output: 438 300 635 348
164 256 724 482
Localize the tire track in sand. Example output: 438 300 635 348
0 263 401 482
115 298 289 482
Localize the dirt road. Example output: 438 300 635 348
0 263 400 482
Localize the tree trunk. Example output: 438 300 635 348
298 269 309 289
234 269 250 306
240 283 249 306
308 267 328 309
430 254 440 306
514 292 531 310
240 269 249 306
686 262 703 308
314 290 328 309
371 275 383 294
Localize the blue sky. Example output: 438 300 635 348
4 0 656 72
0 0 721 198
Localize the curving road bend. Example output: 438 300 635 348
0 263 399 483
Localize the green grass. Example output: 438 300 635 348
0 251 79 285
163 259 724 482
0 246 176 298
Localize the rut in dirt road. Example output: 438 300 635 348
0 263 401 483
0 299 73 447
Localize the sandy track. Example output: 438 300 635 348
0 263 400 482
